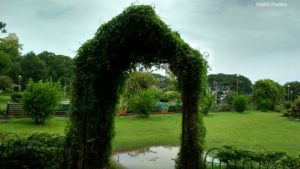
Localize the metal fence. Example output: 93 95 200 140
1 133 299 169
204 148 299 169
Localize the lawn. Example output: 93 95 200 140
1 111 300 155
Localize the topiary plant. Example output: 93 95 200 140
233 95 248 113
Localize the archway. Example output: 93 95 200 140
67 5 208 169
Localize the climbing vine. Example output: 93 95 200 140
67 5 208 169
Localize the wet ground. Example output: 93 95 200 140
112 146 178 169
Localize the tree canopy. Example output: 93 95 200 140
284 81 300 101
208 73 252 94
0 32 72 90
252 79 284 111
0 21 7 33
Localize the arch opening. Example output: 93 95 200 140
67 5 208 169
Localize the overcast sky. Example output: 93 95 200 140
0 0 299 84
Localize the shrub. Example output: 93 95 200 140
21 81 61 124
201 92 214 115
232 95 248 113
252 79 284 111
225 92 237 105
127 89 156 117
11 92 23 103
274 104 284 112
284 101 292 110
1 133 67 169
295 97 300 109
215 145 300 169
259 99 273 112
0 75 12 91
0 104 6 115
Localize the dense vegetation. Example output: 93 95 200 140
0 33 73 93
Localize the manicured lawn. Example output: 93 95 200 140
0 95 11 103
0 117 68 137
1 111 300 155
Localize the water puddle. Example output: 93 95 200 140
112 146 218 169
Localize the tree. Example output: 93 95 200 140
125 71 159 96
252 79 284 111
127 89 156 117
0 33 22 83
208 73 252 94
22 81 61 124
21 52 48 84
0 51 12 74
284 81 300 101
0 33 22 60
0 21 6 33
233 95 248 113
152 73 176 91
38 51 73 83
0 75 12 91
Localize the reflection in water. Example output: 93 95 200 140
112 146 178 169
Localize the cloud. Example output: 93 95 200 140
0 0 299 84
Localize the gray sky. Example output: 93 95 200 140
0 0 299 84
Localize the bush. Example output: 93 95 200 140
11 92 23 103
259 99 273 112
274 104 284 112
295 97 300 109
232 95 248 113
0 75 12 91
127 89 156 117
0 104 6 115
216 145 299 168
225 92 237 105
1 133 67 169
21 81 61 124
284 101 293 110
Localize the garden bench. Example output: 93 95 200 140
5 103 70 117
55 104 70 116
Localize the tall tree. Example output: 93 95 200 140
125 71 159 96
0 21 6 33
0 51 12 74
0 33 22 60
252 79 284 111
38 51 73 84
0 33 22 83
21 52 48 85
208 73 252 94
284 81 300 101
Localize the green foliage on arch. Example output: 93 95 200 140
67 5 208 169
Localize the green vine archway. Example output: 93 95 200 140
68 5 208 169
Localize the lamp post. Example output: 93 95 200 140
236 74 239 95
287 85 290 101
290 91 293 101
18 75 22 92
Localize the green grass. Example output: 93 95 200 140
0 117 68 137
0 94 11 103
1 111 300 155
